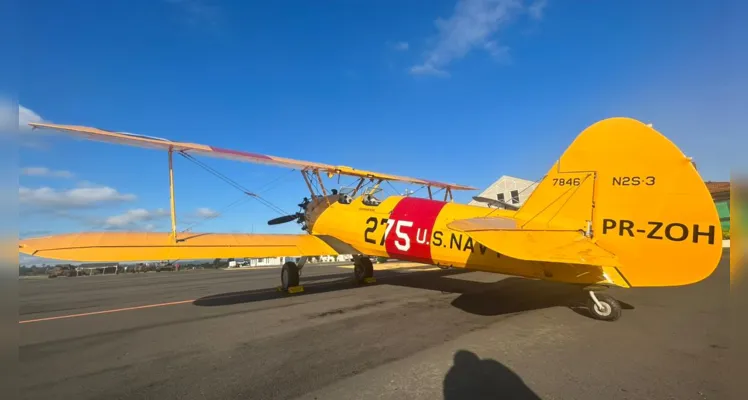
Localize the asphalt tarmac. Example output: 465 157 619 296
19 251 730 400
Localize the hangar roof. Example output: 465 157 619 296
705 181 730 195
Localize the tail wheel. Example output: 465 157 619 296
281 262 300 290
354 257 374 284
586 292 622 321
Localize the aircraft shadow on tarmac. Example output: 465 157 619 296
192 268 635 321
444 349 542 400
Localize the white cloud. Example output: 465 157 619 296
18 105 44 130
410 0 539 76
483 40 511 62
21 167 74 179
528 0 547 20
0 101 52 149
19 253 84 266
20 230 52 238
19 253 57 266
0 99 14 131
102 207 220 230
194 207 219 219
393 41 409 51
75 180 97 188
409 64 451 77
19 186 136 210
105 208 170 228
165 0 222 29
0 101 45 131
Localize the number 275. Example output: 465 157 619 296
364 217 412 251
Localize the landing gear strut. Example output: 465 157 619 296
585 289 622 321
353 255 374 284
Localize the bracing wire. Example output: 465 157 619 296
178 152 289 216
309 171 320 194
179 153 251 195
385 180 401 196
255 168 298 194
407 185 427 197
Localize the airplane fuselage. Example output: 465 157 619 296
307 194 612 286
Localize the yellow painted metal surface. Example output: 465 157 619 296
446 227 621 267
534 117 721 287
19 117 722 289
27 122 475 191
309 196 626 286
19 232 338 262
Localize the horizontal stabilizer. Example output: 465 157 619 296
447 217 620 267
18 232 340 262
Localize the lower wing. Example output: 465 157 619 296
447 217 620 267
19 232 340 262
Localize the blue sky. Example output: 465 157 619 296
10 0 745 251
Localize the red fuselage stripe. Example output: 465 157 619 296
384 197 447 264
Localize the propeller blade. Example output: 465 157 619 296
267 214 300 225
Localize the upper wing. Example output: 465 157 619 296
18 232 340 262
447 217 621 267
28 122 476 191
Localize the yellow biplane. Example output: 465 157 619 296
19 117 723 321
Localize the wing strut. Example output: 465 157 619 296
444 187 453 202
301 170 317 200
168 148 178 243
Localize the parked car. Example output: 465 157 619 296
48 265 76 278
155 264 175 272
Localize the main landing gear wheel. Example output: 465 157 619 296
281 261 300 291
353 256 374 284
586 291 622 322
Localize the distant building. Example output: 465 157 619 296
226 255 354 268
248 257 288 267
705 181 730 234
77 262 119 275
468 175 538 209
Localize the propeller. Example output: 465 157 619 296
266 197 311 226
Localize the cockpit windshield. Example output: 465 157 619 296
336 185 384 206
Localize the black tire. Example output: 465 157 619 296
586 292 622 321
354 257 374 284
281 262 300 290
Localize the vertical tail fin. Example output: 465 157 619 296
514 117 722 287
